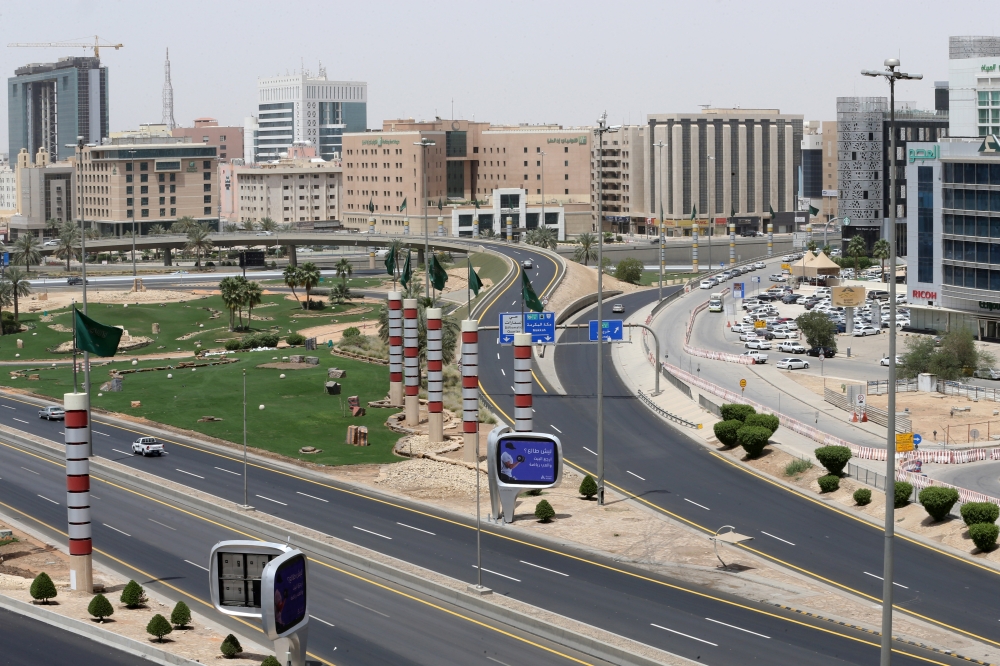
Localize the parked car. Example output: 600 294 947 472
38 406 65 420
132 437 165 457
778 341 807 353
852 325 880 337
768 329 793 339
255 230 275 236
806 346 837 358
777 357 810 370
880 355 903 367
973 367 1000 380
521 259 534 270
739 331 761 341
745 339 772 350
740 350 769 363
754 261 767 269
769 273 787 282
612 303 625 314
730 324 749 334
781 293 803 304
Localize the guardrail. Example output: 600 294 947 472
636 390 701 428
938 379 1000 402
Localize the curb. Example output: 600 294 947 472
0 595 201 666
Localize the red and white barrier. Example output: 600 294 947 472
427 308 444 442
513 332 533 432
388 292 403 406
462 320 479 462
403 298 420 426
65 392 92 592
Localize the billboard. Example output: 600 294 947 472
832 286 865 307
209 540 290 619
496 437 558 485
262 551 308 640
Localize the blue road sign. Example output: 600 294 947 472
524 311 556 344
913 433 922 446
1 252 7 267
732 282 744 299
499 313 521 345
752 276 761 283
589 319 624 342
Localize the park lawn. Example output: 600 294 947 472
638 270 703 286
263 276 388 289
446 252 512 319
0 295 381 362
13 351 401 466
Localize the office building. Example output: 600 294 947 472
647 108 804 235
7 57 109 162
947 36 1000 137
7 147 74 240
0 163 15 213
594 125 651 236
172 118 242 162
247 71 366 163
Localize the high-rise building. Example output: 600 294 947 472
7 57 109 162
247 71 367 163
947 36 1000 137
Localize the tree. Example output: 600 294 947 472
872 238 890 279
534 499 555 522
29 572 57 604
184 225 214 267
335 257 353 288
44 217 61 238
897 335 937 379
148 224 167 236
120 579 147 608
737 425 771 458
219 276 244 331
807 240 818 253
579 474 598 499
12 234 41 272
330 282 352 305
0 280 13 336
4 267 32 325
283 264 302 307
259 217 278 233
821 244 832 256
147 614 173 642
970 523 999 551
614 258 643 284
223 222 239 233
220 633 243 658
846 235 867 279
299 262 321 310
170 600 191 628
573 233 597 266
242 219 259 232
244 281 263 327
261 657 282 666
796 310 837 351
88 593 114 622
173 216 199 234
54 222 80 271
526 226 558 250
900 329 996 380
814 445 852 476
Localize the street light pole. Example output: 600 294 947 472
414 138 436 300
540 151 545 240
862 57 922 666
655 141 665 302
823 216 845 248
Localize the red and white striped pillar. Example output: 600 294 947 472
65 392 93 592
427 308 444 443
461 320 479 462
387 292 404 406
403 299 420 426
513 332 533 432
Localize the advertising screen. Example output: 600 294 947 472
495 437 557 485
272 554 307 635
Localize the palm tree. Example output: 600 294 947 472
0 281 12 336
54 223 80 271
298 262 321 310
846 235 868 279
184 225 214 268
872 238 891 280
223 222 239 233
12 234 41 273
330 282 352 304
573 233 598 266
4 268 32 325
259 217 278 233
283 264 302 307
44 218 61 238
335 257 353 286
244 281 263 327
242 219 259 232
173 216 198 234
219 276 243 331
526 226 558 251
148 224 167 236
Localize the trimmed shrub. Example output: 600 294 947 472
524 488 543 496
579 474 598 499
817 475 840 493
147 614 173 642
342 326 361 338
744 413 779 435
261 658 282 666
853 488 872 506
534 500 555 523
894 481 914 508
784 458 813 476
170 600 191 628
286 332 306 346
918 487 960 522
720 404 756 423
221 634 243 658
224 338 242 351
713 420 742 448
29 572 57 604
88 593 114 622
960 502 1000 527
120 580 146 609
737 425 771 458
969 522 999 552
814 445 853 476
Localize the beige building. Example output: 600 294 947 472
593 125 651 236
8 147 74 240
172 118 243 162
821 120 839 223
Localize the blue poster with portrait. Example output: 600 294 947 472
496 437 557 485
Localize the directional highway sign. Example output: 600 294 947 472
589 319 624 342
733 282 744 299
499 312 556 344
499 313 521 345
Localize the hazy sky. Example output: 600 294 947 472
1 0 991 152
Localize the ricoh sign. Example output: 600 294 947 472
912 290 937 300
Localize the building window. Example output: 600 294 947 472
140 174 148 183
141 209 149 217
170 208 176 215
204 195 212 203
158 173 165 182
126 198 133 206
140 162 148 171
565 174 569 180
159 208 166 216
140 186 148 194
159 185 165 193
204 183 211 192
170 196 176 204
140 197 148 205
220 135 226 141
125 163 133 172
126 186 133 195
127 209 133 218
159 197 165 205
170 185 176 193
917 166 933 284
204 207 212 215
204 172 211 180
203 161 211 169
170 173 176 182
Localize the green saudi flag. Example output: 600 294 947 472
769 205 776 219
731 205 736 218
384 244 396 276
430 253 449 291
690 205 697 220
808 205 819 217
400 250 412 289
468 261 483 297
368 197 375 214
400 197 407 212
521 270 544 313
74 308 123 357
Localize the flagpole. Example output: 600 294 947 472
72 301 78 393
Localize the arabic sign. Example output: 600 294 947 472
908 145 939 163
732 282 744 299
589 319 624 341
895 432 914 452
499 313 522 344
496 436 557 484
739 379 747 389
523 311 555 344
832 286 865 307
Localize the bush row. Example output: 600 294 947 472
224 332 281 351
713 405 778 459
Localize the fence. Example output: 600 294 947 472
945 421 1000 446
680 291 758 365
636 390 701 428
938 380 1000 402
823 387 911 433
866 378 918 395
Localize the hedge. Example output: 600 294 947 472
737 425 771 458
743 413 779 435
817 475 840 493
960 502 1000 527
853 488 872 506
170 601 191 628
120 580 146 608
815 445 852 476
894 481 913 508
918 486 960 522
713 420 742 448
221 634 243 658
88 593 114 622
146 614 173 642
720 404 756 423
286 333 306 346
970 522 999 551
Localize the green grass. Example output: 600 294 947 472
262 276 388 289
14 351 400 466
637 271 703 286
444 252 512 319
0 295 380 362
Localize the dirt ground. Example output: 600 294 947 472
544 260 645 316
21 289 210 313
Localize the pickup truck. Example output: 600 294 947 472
132 437 164 457
740 350 769 364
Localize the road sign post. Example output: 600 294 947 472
589 320 624 342
895 432 914 453
500 312 554 345
739 378 746 395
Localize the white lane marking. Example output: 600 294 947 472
761 531 795 546
297 491 328 503
510 385 515 392
497 353 500 360
93 431 110 437
501 368 506 376
59 431 64 435
864 571 909 589
650 623 718 646
684 498 710 510
520 560 569 577
309 614 335 627
397 522 435 535
112 448 131 456
343 598 390 617
627 470 646 481
473 565 521 582
102 523 131 537
176 468 205 479
551 425 562 433
37 494 59 505
256 495 287 506
13 418 28 424
184 559 209 572
148 519 176 531
511 301 516 305
486 657 512 666
91 496 100 500
531 408 536 413
705 617 770 639
583 446 597 455
353 526 391 539
19 467 38 475
215 466 241 476
1 405 15 409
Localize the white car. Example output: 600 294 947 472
880 355 903 367
777 357 810 370
974 367 1000 380
745 339 772 350
700 280 715 289
730 324 749 334
255 230 274 236
739 331 760 341
769 274 787 282
754 261 766 269
44 240 59 247
769 329 793 339
612 303 625 314
853 325 880 336
522 259 534 270
778 341 807 353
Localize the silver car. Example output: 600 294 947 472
974 367 1000 380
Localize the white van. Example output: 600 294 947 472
708 292 724 312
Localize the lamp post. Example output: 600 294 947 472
540 151 545 240
75 136 91 403
655 140 666 302
822 216 846 248
594 111 621 506
861 57 922 666
414 138 436 299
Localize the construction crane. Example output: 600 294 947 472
7 35 122 58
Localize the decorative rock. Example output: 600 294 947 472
152 323 160 334
328 368 346 378
258 404 265 410
198 416 223 422
304 356 319 366
279 374 286 379
131 401 141 408
14 353 19 358
167 373 173 379
97 393 103 397
299 446 322 454
27 374 39 380
132 360 138 366
325 381 341 395
289 355 304 364
100 377 123 392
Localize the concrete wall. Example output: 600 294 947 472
554 235 841 267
